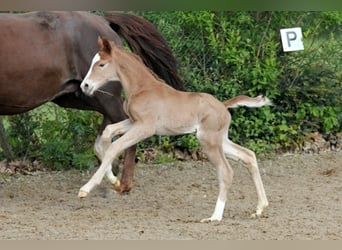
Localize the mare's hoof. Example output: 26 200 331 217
113 181 132 194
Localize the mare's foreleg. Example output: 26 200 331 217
79 123 153 198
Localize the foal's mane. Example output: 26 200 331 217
111 44 167 84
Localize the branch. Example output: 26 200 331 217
0 116 14 161
257 12 273 59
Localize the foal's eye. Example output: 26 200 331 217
99 63 105 67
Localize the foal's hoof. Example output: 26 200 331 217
113 179 121 189
200 217 222 223
251 213 261 218
200 218 212 223
251 203 269 218
78 190 89 198
251 212 268 219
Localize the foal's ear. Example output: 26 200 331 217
97 36 112 54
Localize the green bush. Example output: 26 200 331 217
140 11 341 153
2 103 101 170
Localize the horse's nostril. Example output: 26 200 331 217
84 83 89 88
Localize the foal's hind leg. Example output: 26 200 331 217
223 139 268 217
198 134 234 222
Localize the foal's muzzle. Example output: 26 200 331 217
80 81 94 96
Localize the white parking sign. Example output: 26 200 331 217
280 27 304 52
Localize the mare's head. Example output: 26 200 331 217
81 37 119 96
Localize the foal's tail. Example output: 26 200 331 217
224 95 272 109
104 12 184 91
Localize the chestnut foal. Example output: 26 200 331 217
79 37 270 222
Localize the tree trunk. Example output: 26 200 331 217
0 116 14 161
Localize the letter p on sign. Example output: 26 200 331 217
280 27 304 52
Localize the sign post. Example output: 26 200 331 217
280 27 304 52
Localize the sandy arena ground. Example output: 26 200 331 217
0 151 341 239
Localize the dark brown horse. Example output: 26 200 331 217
0 11 184 192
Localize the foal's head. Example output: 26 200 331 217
81 37 119 96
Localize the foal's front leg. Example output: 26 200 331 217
101 119 133 142
94 119 133 189
94 135 117 181
78 123 153 198
100 119 134 192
